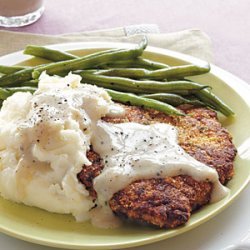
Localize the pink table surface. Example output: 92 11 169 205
1 0 250 84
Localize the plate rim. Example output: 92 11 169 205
0 41 250 249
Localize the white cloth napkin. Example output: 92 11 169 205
0 24 212 62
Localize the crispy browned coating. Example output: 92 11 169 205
160 175 212 211
109 178 192 228
78 104 237 228
172 107 236 184
77 149 104 198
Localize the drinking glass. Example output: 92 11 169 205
0 0 44 27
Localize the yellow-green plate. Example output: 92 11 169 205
0 42 250 249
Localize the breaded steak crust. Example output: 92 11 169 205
109 178 192 228
78 105 237 228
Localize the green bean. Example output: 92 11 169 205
0 88 11 100
106 89 184 116
195 89 234 116
32 37 148 79
16 80 39 87
24 45 124 62
0 65 28 74
97 64 210 80
79 72 208 94
141 93 205 106
0 64 67 87
147 64 210 80
24 45 78 61
6 86 37 95
0 68 34 87
95 68 150 78
0 86 36 100
99 58 169 70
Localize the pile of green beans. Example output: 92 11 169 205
0 39 234 117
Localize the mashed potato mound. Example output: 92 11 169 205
0 72 116 221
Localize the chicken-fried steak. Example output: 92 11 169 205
78 105 237 228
